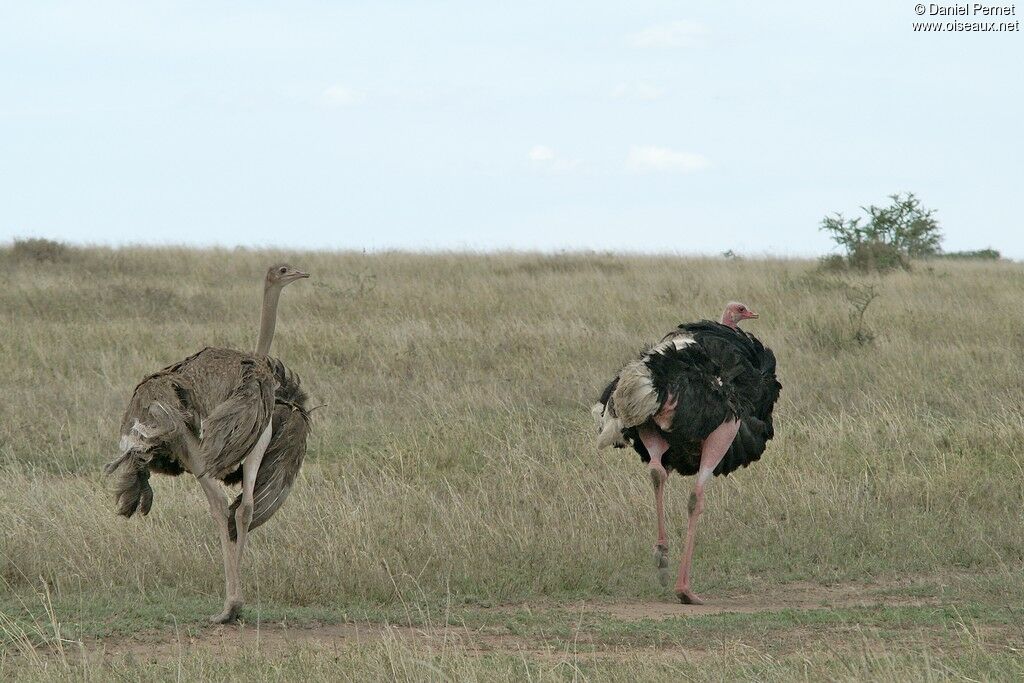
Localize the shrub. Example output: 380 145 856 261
10 238 71 263
820 193 941 271
844 240 909 272
845 282 880 346
935 248 1001 261
817 254 849 272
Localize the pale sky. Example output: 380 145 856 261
1 1 1021 256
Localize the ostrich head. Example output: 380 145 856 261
721 301 758 329
265 263 310 290
256 264 310 356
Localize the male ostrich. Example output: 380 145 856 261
104 264 312 623
592 302 781 604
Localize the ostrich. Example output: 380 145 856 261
592 302 781 605
104 264 312 623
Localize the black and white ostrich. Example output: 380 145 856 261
593 302 781 604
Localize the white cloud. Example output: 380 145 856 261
627 145 709 173
627 21 708 48
528 145 581 172
322 85 366 107
610 82 665 101
528 145 555 162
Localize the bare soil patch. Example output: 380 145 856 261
578 576 942 621
81 574 964 664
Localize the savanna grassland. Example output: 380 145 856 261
2 245 1024 681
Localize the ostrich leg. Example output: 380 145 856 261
675 418 740 605
638 423 672 586
198 477 240 622
179 425 243 624
218 420 272 624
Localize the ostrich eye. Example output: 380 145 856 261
279 267 287 274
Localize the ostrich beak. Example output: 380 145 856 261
747 311 759 319
294 270 310 279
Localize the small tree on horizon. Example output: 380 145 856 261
820 192 942 271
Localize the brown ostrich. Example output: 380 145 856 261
104 264 312 623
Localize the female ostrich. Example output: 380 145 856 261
592 302 781 605
104 264 312 623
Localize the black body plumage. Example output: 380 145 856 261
599 320 781 477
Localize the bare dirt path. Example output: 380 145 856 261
576 575 943 621
84 574 963 663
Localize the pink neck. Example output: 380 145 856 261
721 311 737 330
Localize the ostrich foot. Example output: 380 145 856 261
210 601 243 624
675 589 704 605
653 544 670 587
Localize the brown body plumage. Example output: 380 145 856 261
105 264 311 624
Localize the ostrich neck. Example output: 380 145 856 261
255 285 282 356
721 312 737 330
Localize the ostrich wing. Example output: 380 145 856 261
646 342 738 441
602 333 705 431
227 358 311 540
228 399 310 540
595 334 738 449
197 358 276 480
674 321 782 476
674 321 781 415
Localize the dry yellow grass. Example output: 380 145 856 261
2 245 1023 678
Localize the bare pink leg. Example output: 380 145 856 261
675 418 740 605
638 424 672 585
653 393 678 431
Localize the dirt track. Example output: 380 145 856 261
87 576 954 663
